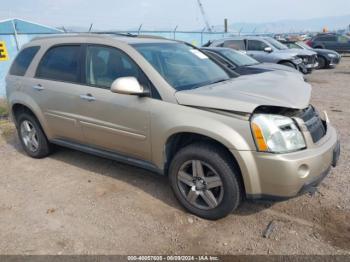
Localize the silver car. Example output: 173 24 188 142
206 36 318 74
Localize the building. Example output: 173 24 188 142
0 18 62 97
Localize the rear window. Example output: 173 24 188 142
36 45 81 83
9 46 40 76
223 40 245 50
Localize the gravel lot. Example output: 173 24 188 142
0 58 349 255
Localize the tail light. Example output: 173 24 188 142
306 40 312 47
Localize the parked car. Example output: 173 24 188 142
6 34 340 220
306 33 350 53
281 40 341 69
201 47 304 78
205 36 318 74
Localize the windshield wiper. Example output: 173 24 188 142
211 79 229 85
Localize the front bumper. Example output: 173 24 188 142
329 56 341 66
232 125 339 200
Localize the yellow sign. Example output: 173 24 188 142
0 41 9 61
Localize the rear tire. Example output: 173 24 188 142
16 112 51 158
169 143 243 220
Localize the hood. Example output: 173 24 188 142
248 63 301 74
175 71 311 113
314 48 340 56
278 48 317 56
235 66 271 76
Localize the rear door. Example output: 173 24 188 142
32 44 86 142
74 44 152 160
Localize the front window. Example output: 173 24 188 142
218 49 259 66
247 40 268 51
264 38 289 50
132 43 231 91
338 35 350 43
85 45 142 88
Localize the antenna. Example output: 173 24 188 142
88 23 93 32
196 0 212 32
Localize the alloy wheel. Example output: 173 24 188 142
177 160 224 210
20 120 39 152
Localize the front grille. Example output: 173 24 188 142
297 106 327 143
299 55 317 65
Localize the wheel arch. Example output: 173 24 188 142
9 98 50 138
163 131 247 196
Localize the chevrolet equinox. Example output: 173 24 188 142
6 34 340 220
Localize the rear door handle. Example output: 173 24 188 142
80 94 96 102
33 84 44 91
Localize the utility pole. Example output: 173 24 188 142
224 18 228 33
196 0 212 32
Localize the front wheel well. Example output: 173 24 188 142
164 132 245 194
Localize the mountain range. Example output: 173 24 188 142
212 14 350 34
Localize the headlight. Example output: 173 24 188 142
328 53 337 58
251 114 306 153
293 57 303 64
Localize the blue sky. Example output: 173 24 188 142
1 0 350 30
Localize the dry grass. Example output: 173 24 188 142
0 119 15 140
0 99 9 117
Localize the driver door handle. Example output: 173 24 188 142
33 84 44 91
80 93 96 102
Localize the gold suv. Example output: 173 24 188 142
6 34 340 219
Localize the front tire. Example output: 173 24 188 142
169 143 243 220
317 56 327 69
17 112 51 158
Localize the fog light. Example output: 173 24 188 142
298 164 310 178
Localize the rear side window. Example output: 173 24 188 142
9 46 40 76
223 40 245 50
36 45 81 83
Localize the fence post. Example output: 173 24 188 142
137 24 143 35
201 27 206 46
11 20 20 51
173 25 178 40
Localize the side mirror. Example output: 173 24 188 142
110 77 149 97
264 47 273 53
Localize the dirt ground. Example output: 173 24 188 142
0 58 349 255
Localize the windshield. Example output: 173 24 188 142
132 43 231 91
265 38 289 50
297 41 313 50
217 49 259 66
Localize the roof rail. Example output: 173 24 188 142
89 31 137 37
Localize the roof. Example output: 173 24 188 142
0 18 62 34
30 33 175 44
